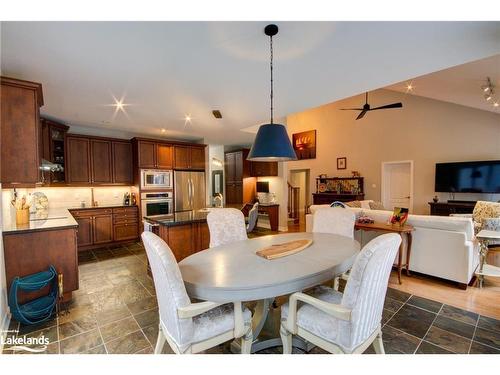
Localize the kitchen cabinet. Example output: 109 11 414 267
3 227 78 303
112 141 133 184
66 136 91 184
91 139 112 184
67 135 133 185
92 213 114 244
173 145 205 170
136 140 173 169
40 118 69 184
156 143 173 169
1 76 44 186
137 140 157 169
250 161 278 177
74 217 93 247
70 206 139 251
224 149 254 205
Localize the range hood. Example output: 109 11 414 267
39 159 64 172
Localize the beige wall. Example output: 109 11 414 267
286 89 500 214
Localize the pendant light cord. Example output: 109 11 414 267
270 34 274 124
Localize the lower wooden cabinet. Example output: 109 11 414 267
114 223 139 241
3 227 78 303
74 217 93 247
93 214 114 244
70 206 139 251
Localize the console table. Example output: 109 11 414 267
354 222 414 284
429 201 476 216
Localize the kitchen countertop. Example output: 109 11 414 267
144 209 210 227
2 208 79 234
2 204 139 235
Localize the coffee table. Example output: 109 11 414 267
355 221 414 284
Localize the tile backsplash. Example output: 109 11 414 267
1 186 133 212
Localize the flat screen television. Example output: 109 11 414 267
435 160 500 193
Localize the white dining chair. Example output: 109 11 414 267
312 206 356 238
246 202 259 233
280 233 401 354
141 232 253 354
207 208 248 248
312 207 356 289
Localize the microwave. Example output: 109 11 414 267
141 169 173 190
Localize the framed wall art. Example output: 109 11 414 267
292 130 316 160
337 157 347 170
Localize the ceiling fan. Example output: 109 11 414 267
340 92 403 120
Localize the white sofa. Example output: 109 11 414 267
306 205 479 288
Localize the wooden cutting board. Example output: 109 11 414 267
256 239 313 260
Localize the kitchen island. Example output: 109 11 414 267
144 210 210 261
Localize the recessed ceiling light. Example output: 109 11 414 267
405 81 414 93
161 128 166 133
185 114 192 122
493 102 499 107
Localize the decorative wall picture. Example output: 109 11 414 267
292 130 316 160
337 157 347 170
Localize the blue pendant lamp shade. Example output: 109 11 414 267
247 24 297 162
247 123 297 161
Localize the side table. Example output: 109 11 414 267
355 221 415 284
476 230 500 288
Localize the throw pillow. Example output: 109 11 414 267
369 201 386 210
345 200 361 208
472 201 500 226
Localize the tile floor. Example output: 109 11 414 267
3 237 500 354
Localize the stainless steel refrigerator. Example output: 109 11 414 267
174 171 206 212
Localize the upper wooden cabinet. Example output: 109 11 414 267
137 140 173 169
112 141 133 184
1 76 44 185
91 139 112 184
137 140 156 168
67 135 132 185
250 161 278 177
173 145 206 170
66 136 91 184
156 143 173 169
225 149 251 183
40 118 69 184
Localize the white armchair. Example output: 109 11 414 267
280 233 401 354
312 207 356 289
142 232 252 354
207 208 248 248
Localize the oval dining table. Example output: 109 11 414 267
179 232 360 353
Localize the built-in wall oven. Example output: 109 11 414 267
141 191 173 218
140 169 173 190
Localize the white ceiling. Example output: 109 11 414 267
387 54 500 113
1 22 499 145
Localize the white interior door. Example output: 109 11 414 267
382 161 413 212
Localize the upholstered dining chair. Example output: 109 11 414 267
280 233 401 354
312 207 356 238
246 202 259 233
207 208 248 248
141 232 253 354
312 207 356 289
